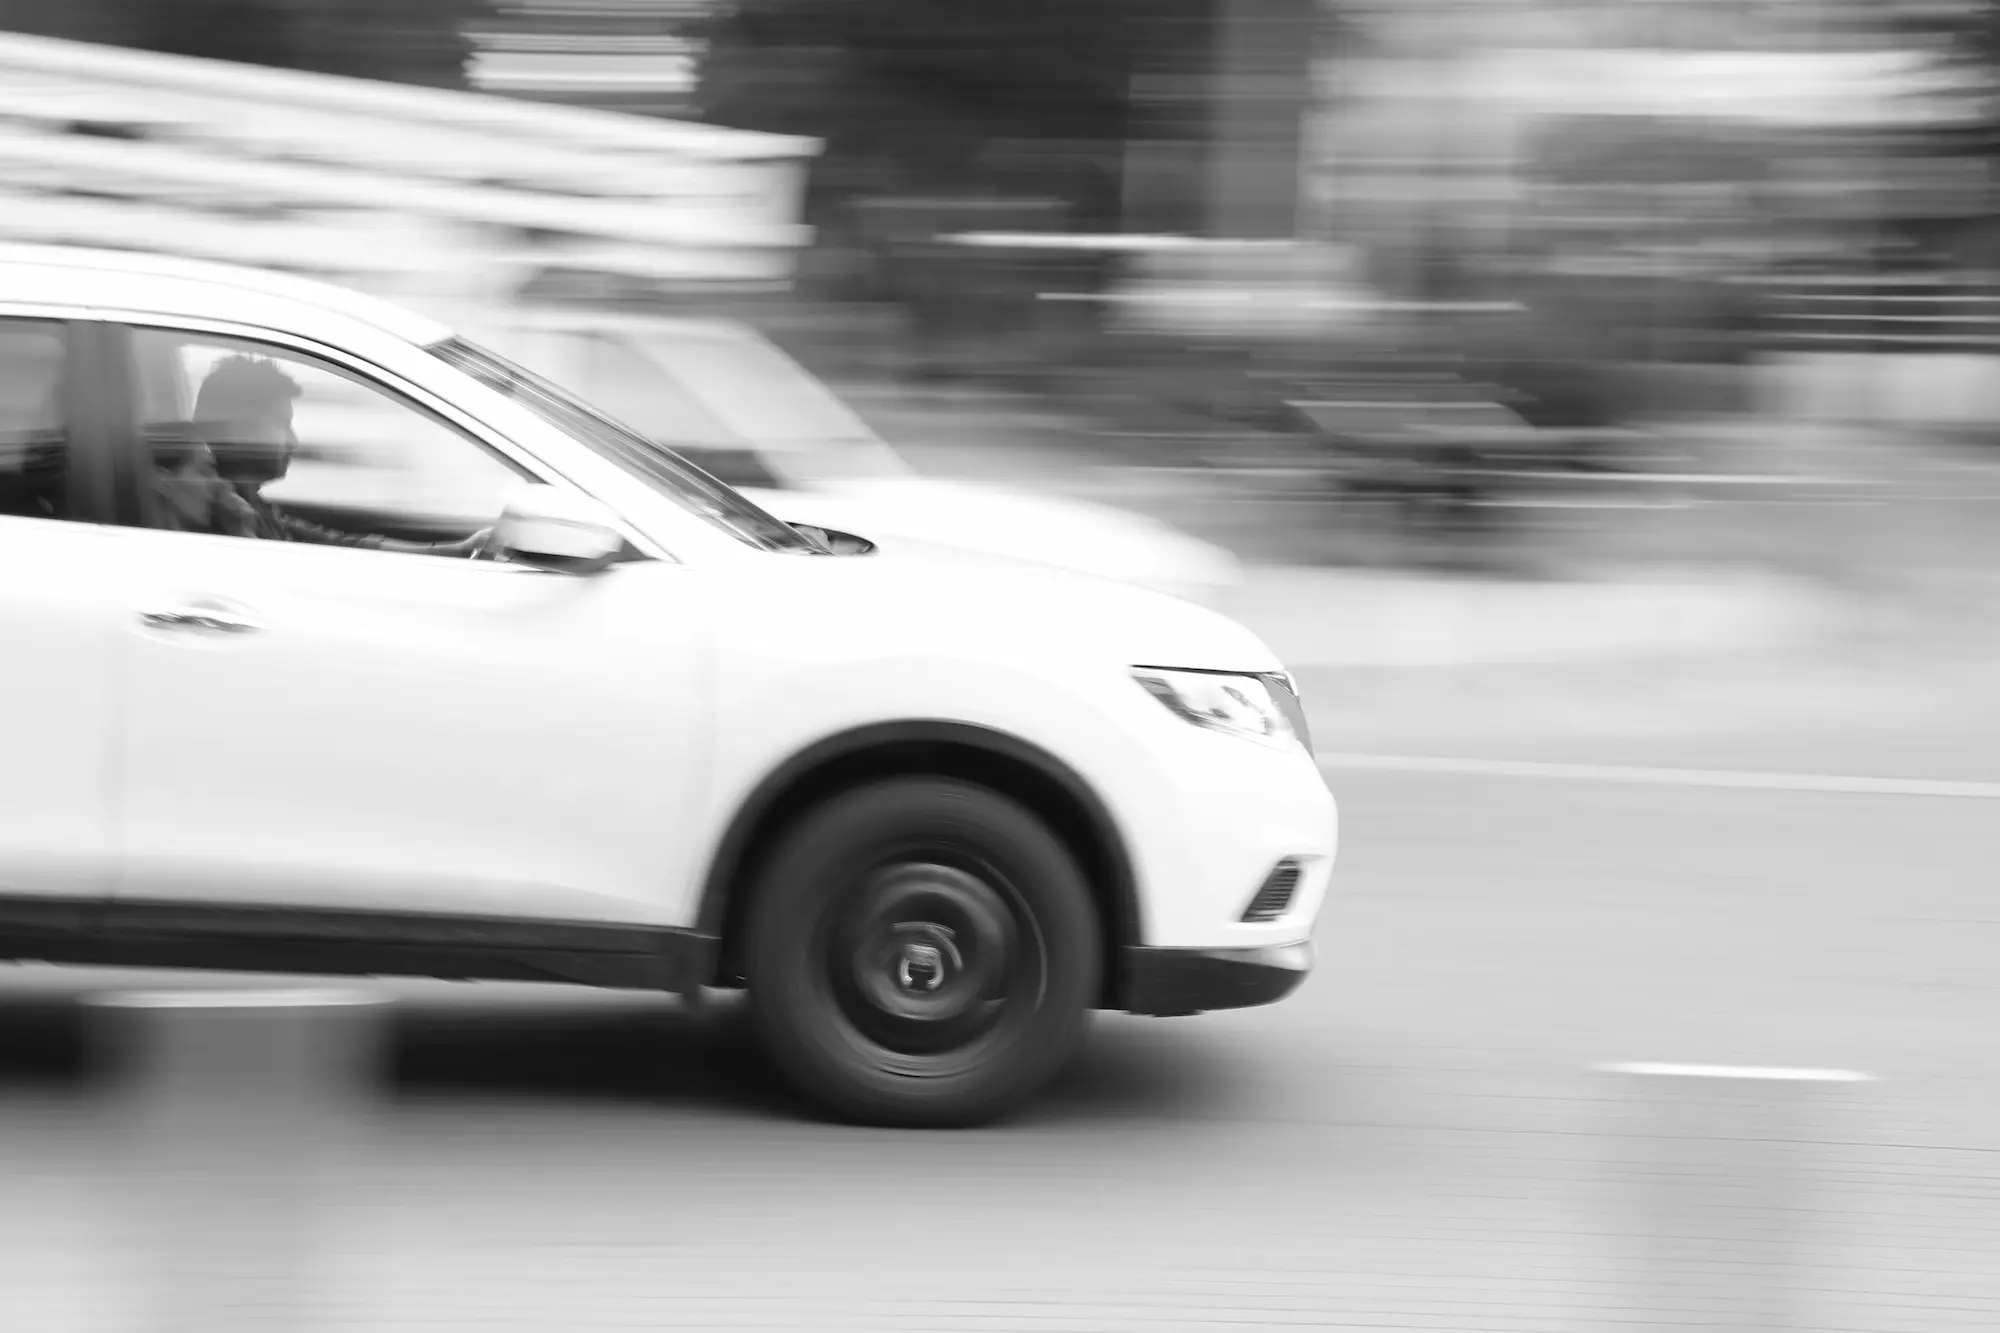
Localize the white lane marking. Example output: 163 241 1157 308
1315 751 2000 800
1598 1063 1875 1083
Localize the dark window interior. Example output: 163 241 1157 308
0 321 70 521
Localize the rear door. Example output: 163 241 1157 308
0 314 127 902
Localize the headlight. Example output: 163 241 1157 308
1132 667 1309 752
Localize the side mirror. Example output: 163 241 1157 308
793 523 875 556
491 483 626 575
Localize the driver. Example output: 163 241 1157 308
190 355 489 556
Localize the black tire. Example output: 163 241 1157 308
743 778 1101 1128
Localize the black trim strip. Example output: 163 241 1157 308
78 318 148 527
0 897 715 994
1118 944 1313 1017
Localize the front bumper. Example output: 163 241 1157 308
1116 940 1315 1017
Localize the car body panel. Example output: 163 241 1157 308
0 515 128 899
467 312 1243 607
683 540 1330 950
107 526 714 925
748 476 1241 610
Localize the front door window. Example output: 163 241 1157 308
121 328 533 552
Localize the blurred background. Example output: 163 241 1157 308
1 1 1997 1329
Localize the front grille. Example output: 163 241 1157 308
1241 859 1301 923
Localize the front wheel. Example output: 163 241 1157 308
744 778 1102 1128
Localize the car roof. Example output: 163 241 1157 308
0 244 452 347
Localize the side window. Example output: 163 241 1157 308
125 327 533 554
0 319 71 521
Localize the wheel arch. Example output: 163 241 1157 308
697 721 1142 1006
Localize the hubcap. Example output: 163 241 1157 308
828 860 1035 1066
891 922 961 994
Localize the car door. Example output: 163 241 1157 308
100 319 713 928
0 314 126 903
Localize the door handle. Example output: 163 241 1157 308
137 602 266 636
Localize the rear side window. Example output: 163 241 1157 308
0 320 71 521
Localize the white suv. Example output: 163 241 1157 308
0 245 1337 1127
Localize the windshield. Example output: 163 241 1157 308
429 336 822 555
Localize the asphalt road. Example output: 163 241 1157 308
0 758 1991 1331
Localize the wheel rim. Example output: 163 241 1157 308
821 859 1046 1078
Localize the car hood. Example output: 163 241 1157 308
718 530 1282 677
744 476 1240 602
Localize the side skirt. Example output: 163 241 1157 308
0 897 716 994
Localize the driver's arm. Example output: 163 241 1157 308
267 508 484 555
267 509 380 548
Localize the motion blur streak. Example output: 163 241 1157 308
0 0 1995 1328
1318 752 2000 799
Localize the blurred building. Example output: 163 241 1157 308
0 24 818 322
1306 0 1976 272
1118 0 1320 241
469 0 706 117
1286 0 1990 397
0 0 480 88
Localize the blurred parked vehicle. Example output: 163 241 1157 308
469 310 1243 610
1273 347 1646 555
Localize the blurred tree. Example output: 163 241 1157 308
1925 0 2000 65
693 0 1164 227
1876 0 2000 263
0 0 480 88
